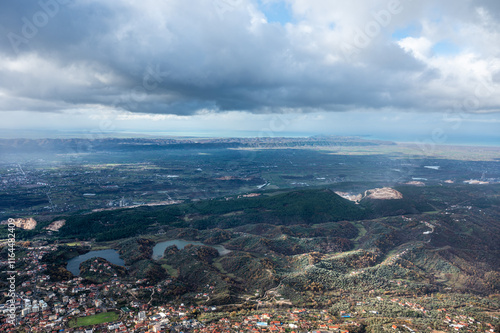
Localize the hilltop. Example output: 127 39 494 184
57 188 368 241
43 184 500 300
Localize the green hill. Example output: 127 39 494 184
58 189 367 241
54 185 500 297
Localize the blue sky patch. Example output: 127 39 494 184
257 0 293 25
432 40 460 56
391 23 422 40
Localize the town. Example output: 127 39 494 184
1 242 498 332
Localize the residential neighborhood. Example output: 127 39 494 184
1 242 498 332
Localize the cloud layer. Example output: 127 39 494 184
1 0 500 116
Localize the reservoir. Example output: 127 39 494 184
152 239 231 260
66 249 125 276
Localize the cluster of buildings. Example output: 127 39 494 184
1 243 498 332
190 310 357 333
443 313 496 332
389 298 427 314
85 259 117 276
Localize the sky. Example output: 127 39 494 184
0 0 499 144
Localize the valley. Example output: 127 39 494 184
0 137 499 332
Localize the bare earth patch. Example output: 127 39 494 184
405 181 425 186
45 220 66 231
364 187 403 200
337 187 403 203
1 217 37 230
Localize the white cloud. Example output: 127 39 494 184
0 0 499 135
398 36 432 60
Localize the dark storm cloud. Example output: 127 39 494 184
0 0 499 115
0 1 121 57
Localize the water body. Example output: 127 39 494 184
66 249 125 276
152 239 231 260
